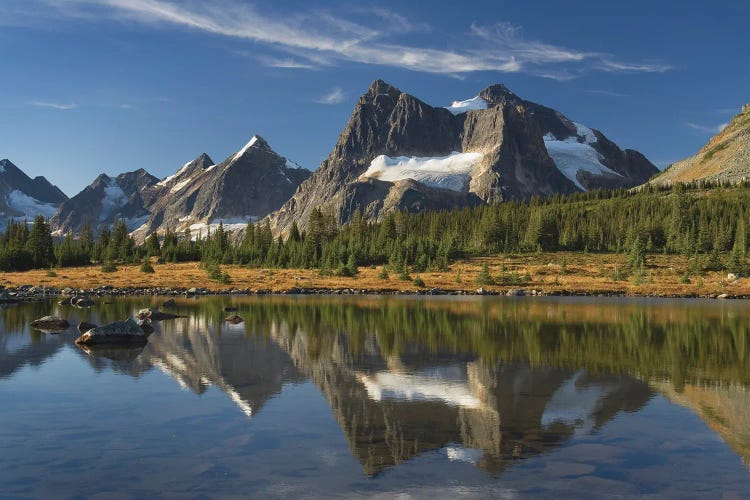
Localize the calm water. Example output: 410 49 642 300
2 296 750 498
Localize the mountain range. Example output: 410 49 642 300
3 80 745 239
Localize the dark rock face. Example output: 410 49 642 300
131 136 310 240
51 169 159 235
0 159 68 227
270 80 658 234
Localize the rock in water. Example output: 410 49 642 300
224 306 238 312
137 320 155 335
137 308 183 321
225 315 244 324
72 296 95 307
162 298 177 308
30 316 69 331
75 319 148 346
78 321 98 334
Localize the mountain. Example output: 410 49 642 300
131 135 310 239
0 159 68 228
269 80 658 234
51 168 159 235
650 104 750 185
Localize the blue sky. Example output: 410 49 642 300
0 0 747 195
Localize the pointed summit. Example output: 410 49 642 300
229 135 274 163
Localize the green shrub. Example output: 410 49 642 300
413 276 425 288
475 263 495 285
101 261 118 273
140 259 155 274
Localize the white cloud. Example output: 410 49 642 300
598 59 672 73
27 0 671 77
685 122 728 134
315 87 345 105
29 101 78 110
257 57 318 70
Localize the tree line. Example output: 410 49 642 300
1 183 749 274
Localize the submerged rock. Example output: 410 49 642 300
224 306 238 312
162 298 177 308
75 319 149 346
30 316 69 331
78 321 98 334
136 308 183 321
225 315 244 324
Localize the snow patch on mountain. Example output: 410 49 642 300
7 190 58 219
361 152 483 192
170 178 193 194
100 180 128 221
157 160 192 187
574 122 598 144
543 134 621 191
124 214 150 232
188 216 260 240
231 136 258 162
445 96 487 115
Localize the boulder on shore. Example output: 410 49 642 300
137 308 183 321
30 316 69 331
75 319 149 346
225 315 244 324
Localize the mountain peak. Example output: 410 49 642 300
366 80 402 99
230 135 274 163
478 83 520 106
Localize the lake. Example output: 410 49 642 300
2 295 750 498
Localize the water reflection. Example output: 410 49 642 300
2 295 750 485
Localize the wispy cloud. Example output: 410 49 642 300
585 89 630 98
315 87 345 105
685 122 728 134
256 56 318 70
24 0 670 78
29 101 78 110
598 59 672 73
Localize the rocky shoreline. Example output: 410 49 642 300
0 284 747 301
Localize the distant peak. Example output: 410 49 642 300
366 79 402 99
231 135 274 162
478 83 520 106
196 152 214 165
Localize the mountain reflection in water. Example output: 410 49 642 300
2 295 750 492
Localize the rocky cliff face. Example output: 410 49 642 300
131 135 310 240
0 159 68 228
51 169 159 235
650 104 750 186
270 80 658 234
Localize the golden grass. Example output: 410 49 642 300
0 252 746 296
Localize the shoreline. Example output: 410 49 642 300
1 284 746 301
2 253 748 301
